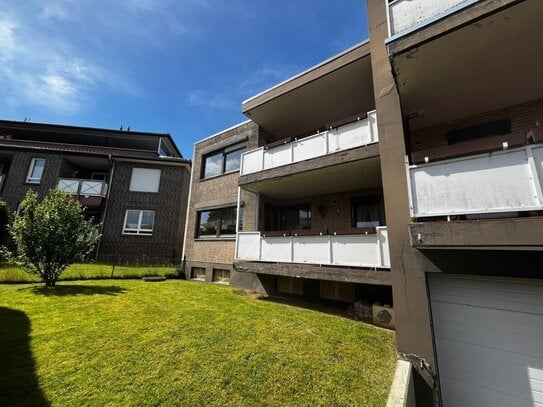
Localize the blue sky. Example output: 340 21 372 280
0 1 368 158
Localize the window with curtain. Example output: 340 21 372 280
351 196 382 228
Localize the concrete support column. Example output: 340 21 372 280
366 0 440 404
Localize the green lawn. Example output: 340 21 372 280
0 280 396 406
0 262 178 283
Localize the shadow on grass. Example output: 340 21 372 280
28 285 128 297
0 307 50 406
259 295 351 319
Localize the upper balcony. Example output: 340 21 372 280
58 178 108 207
385 0 521 55
240 111 378 178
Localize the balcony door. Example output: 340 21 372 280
351 196 383 228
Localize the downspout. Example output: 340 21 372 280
95 155 115 259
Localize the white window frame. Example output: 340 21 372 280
26 158 46 184
122 210 156 235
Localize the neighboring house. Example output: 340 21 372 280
185 42 395 328
366 0 543 406
0 120 191 262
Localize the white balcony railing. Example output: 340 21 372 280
408 145 543 218
235 227 390 269
58 179 108 197
387 0 480 38
240 111 378 176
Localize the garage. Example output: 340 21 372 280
428 274 543 407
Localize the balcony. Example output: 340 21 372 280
240 111 378 176
408 144 543 218
235 227 390 269
387 0 480 39
58 178 108 207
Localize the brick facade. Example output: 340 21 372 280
98 160 190 261
0 121 190 263
184 121 261 281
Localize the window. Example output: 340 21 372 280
277 276 304 294
123 210 155 235
446 119 511 145
319 281 354 302
351 196 382 228
196 207 237 237
264 203 311 231
129 168 161 193
26 158 46 184
201 143 246 179
191 267 206 280
212 269 230 284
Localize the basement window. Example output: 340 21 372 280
277 276 304 295
319 281 355 302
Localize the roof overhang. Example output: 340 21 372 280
242 41 375 140
241 156 382 201
392 0 543 131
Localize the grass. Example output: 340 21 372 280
0 280 396 406
0 262 178 283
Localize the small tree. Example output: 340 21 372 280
0 200 10 259
9 189 100 287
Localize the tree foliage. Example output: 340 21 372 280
0 199 9 242
9 189 101 287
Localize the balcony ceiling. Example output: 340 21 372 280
242 156 382 201
393 0 543 130
243 43 375 141
66 156 111 170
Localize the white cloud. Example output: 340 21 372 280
0 12 122 114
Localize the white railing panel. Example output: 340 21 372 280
241 148 264 175
264 143 291 170
240 111 379 176
80 181 106 196
532 146 543 189
389 0 474 36
410 149 542 217
236 232 261 261
261 236 292 263
331 234 380 267
377 227 391 268
292 235 330 264
236 228 391 269
368 110 378 143
58 179 79 194
292 134 327 162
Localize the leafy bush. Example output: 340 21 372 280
9 189 100 287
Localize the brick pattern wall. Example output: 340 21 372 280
184 121 259 266
0 150 65 210
410 98 543 151
99 160 190 261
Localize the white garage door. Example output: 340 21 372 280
428 274 543 407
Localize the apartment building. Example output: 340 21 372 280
366 0 543 405
0 120 191 262
183 121 265 286
185 42 395 328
